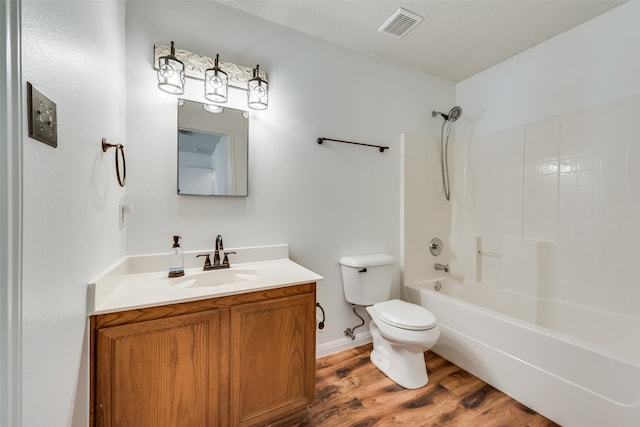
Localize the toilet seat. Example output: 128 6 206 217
372 299 437 331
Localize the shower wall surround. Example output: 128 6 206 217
451 0 640 362
450 95 640 360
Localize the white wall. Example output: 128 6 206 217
456 0 640 139
451 1 640 342
125 1 454 351
21 0 126 425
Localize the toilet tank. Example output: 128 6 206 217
340 254 395 305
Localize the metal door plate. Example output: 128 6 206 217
27 82 57 148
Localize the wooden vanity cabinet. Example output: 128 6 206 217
94 310 222 426
90 283 316 427
230 292 316 426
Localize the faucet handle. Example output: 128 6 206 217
196 253 212 269
222 251 236 267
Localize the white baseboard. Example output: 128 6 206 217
316 331 372 358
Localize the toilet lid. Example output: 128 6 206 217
373 299 437 331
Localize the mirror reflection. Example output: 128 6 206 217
177 99 248 196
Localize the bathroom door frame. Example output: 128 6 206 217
1 0 23 426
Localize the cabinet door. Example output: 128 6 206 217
230 292 315 426
95 310 220 427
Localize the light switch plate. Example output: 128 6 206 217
27 82 58 148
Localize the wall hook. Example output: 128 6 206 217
101 137 126 187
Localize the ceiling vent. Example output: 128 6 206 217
377 7 424 38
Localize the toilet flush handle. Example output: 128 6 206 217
358 268 367 273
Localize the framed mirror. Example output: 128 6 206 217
177 99 248 196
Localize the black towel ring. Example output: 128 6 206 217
101 137 126 187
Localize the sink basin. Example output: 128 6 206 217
170 268 260 289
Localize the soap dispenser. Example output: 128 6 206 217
169 235 185 278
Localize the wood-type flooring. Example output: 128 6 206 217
301 344 559 427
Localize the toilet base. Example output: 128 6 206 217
369 321 429 389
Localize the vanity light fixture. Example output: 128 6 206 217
247 64 268 110
204 54 228 103
157 41 185 95
153 43 269 110
203 104 224 114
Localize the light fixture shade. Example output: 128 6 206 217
157 41 185 95
204 54 228 103
202 104 224 114
247 64 268 110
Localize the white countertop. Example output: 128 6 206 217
89 245 323 315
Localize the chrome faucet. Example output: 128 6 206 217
434 263 449 273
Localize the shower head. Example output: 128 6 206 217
447 106 462 122
431 106 463 122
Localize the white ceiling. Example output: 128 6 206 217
220 0 627 82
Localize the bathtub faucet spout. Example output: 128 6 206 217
434 263 449 273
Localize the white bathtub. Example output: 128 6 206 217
404 278 640 427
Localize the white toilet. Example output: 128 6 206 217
340 254 440 389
